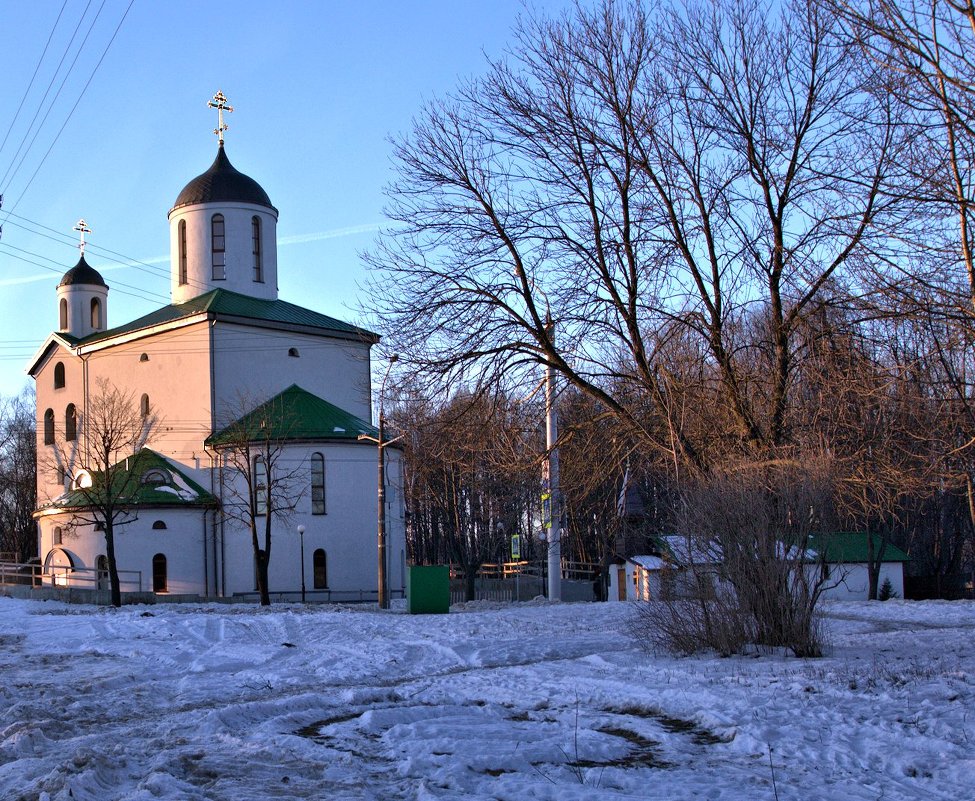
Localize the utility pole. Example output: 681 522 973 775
359 355 401 609
545 314 561 602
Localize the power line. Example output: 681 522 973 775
1 210 238 296
0 0 136 221
0 0 70 160
0 0 98 190
0 242 171 303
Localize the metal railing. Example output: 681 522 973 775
0 557 143 592
42 564 143 591
0 560 41 587
449 560 602 581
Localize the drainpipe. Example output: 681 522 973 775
201 509 208 597
204 444 223 598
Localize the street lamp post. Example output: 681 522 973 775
297 524 306 603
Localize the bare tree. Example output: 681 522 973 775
0 389 36 562
394 390 540 599
828 0 975 313
637 458 838 656
366 0 907 476
208 393 306 606
47 379 157 607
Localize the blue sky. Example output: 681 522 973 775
0 0 567 398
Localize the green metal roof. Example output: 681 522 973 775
206 384 378 446
807 533 910 564
75 288 377 346
37 449 217 513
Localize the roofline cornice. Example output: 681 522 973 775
26 333 78 377
75 314 211 354
213 315 379 344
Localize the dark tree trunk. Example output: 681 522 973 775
104 521 122 608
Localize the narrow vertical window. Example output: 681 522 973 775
211 214 226 279
178 219 188 285
313 548 327 589
56 465 65 485
65 404 77 441
90 298 102 329
311 452 325 514
252 216 263 282
59 299 68 331
54 362 65 389
254 456 268 515
140 393 150 418
97 555 109 590
254 549 266 590
152 553 168 592
43 409 55 445
53 527 63 546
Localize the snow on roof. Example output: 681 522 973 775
629 555 668 571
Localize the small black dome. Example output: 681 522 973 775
58 254 107 288
171 145 274 211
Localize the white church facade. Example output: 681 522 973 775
28 95 405 602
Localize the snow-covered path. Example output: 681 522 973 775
0 597 971 800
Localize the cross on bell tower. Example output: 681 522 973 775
73 219 92 255
208 90 234 145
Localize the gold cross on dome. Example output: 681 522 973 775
208 90 234 144
73 219 92 254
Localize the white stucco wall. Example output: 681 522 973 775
56 283 109 339
211 323 373 423
37 508 212 595
80 323 215 486
818 562 905 601
34 344 87 506
216 442 404 600
215 443 406 600
169 202 279 304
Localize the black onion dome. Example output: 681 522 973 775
58 254 107 288
171 145 274 211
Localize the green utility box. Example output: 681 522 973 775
406 565 450 614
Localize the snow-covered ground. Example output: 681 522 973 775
0 596 971 801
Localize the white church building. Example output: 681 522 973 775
28 95 405 602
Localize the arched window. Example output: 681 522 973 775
252 216 263 282
53 526 63 546
211 214 226 279
59 298 68 331
43 409 55 445
152 553 168 592
54 362 65 389
313 548 327 589
178 219 188 285
96 555 109 591
141 469 168 485
254 456 268 515
311 452 325 515
65 404 77 441
90 297 102 330
152 520 167 530
288 347 300 358
140 393 150 418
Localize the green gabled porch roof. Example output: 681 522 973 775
36 449 217 514
206 384 378 446
807 533 910 564
74 288 377 346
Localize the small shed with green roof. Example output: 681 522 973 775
807 532 909 601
